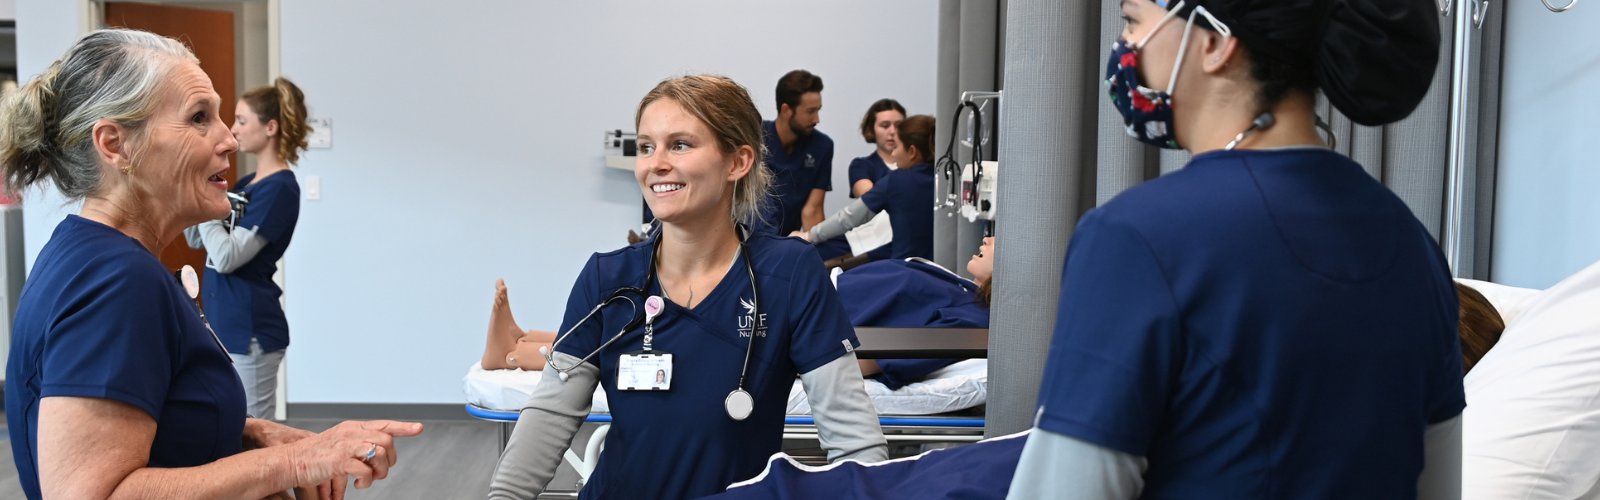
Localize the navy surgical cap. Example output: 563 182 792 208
1166 0 1442 126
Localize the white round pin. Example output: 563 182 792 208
725 389 754 421
179 265 200 300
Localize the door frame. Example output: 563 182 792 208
80 0 279 77
80 0 291 421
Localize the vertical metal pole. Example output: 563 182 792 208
1442 1 1481 277
953 0 999 277
934 0 962 271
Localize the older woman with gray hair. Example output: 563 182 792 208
1 29 422 500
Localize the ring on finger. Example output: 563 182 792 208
362 443 377 463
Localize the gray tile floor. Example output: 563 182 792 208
0 416 505 500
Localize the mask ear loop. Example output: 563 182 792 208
1167 6 1232 97
1134 0 1187 49
1315 115 1339 150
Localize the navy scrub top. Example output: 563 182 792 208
554 232 859 500
204 170 300 354
845 153 895 261
758 120 833 235
6 215 248 500
860 162 935 260
837 258 988 389
1035 149 1465 499
846 152 891 198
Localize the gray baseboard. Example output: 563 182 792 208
287 403 478 421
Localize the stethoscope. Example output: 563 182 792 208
542 222 763 420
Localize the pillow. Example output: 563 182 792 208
1456 278 1543 327
1464 260 1600 499
786 360 988 416
463 363 610 413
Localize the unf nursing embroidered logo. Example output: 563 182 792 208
804 154 815 168
737 297 769 338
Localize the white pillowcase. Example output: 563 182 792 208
1464 260 1600 500
1457 278 1543 327
463 363 611 413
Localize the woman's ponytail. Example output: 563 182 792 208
0 63 63 198
241 77 311 165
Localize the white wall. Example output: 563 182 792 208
1492 0 1600 289
15 3 85 269
16 1 936 404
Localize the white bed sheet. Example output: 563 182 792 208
786 359 987 416
463 363 611 413
464 359 988 416
1463 260 1600 499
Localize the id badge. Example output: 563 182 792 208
618 351 673 391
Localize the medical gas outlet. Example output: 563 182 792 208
960 161 999 221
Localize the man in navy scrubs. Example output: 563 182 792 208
759 70 833 235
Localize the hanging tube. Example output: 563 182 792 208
1442 0 1483 277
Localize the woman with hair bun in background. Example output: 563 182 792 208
185 76 312 420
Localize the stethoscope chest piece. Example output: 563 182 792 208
725 389 754 421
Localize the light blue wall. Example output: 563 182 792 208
276 1 935 403
16 1 937 404
1491 0 1600 289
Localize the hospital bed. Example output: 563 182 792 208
464 327 990 495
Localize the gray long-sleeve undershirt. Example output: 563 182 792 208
1007 414 1463 499
799 351 889 463
808 199 877 244
487 352 886 499
183 221 267 273
488 351 598 500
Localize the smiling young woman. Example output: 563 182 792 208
489 75 887 500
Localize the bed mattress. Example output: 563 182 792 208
464 359 987 416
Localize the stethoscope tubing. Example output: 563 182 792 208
545 293 641 372
546 225 760 395
733 241 758 392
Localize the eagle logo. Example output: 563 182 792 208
740 297 757 315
